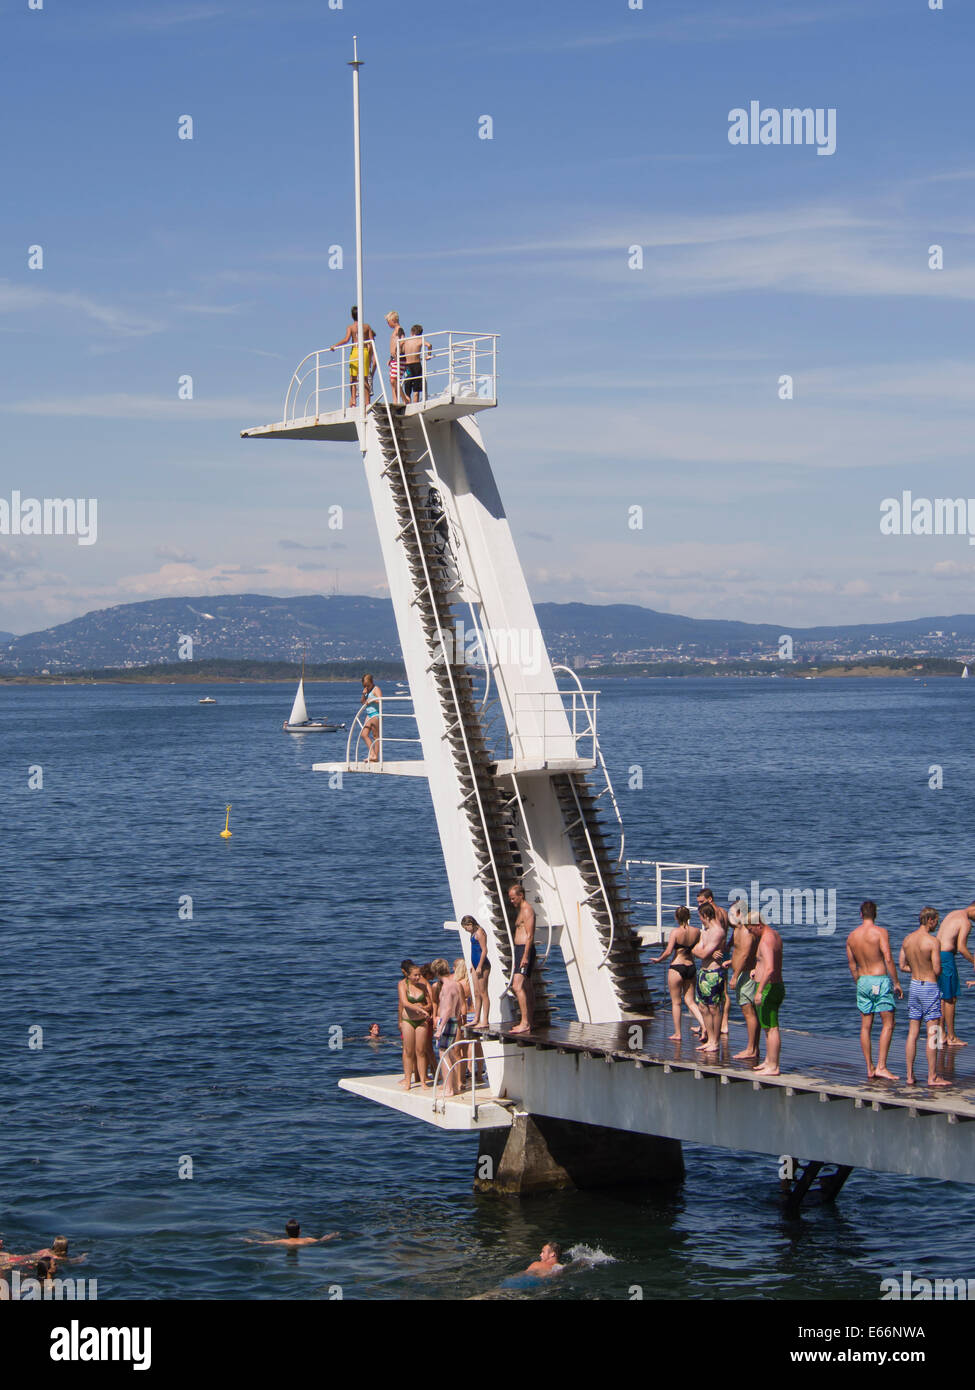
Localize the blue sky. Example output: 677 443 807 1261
2 0 974 634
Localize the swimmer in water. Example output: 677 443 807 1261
0 1237 33 1269
522 1242 564 1278
248 1220 339 1246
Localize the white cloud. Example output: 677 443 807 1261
1 394 277 421
0 281 161 337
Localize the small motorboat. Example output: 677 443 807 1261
199 696 217 704
282 660 345 733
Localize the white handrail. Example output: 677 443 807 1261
551 665 627 971
553 665 625 864
281 330 499 424
431 1036 507 1123
626 859 709 932
345 693 421 767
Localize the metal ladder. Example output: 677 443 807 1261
372 402 556 1027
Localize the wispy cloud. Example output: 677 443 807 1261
0 282 162 337
113 4 232 30
560 4 855 50
475 2 860 57
1 394 277 421
385 201 975 303
278 539 335 552
154 546 198 563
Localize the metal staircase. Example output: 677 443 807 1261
553 772 655 1016
372 402 555 1026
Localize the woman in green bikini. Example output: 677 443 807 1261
398 962 433 1090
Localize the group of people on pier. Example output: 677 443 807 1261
330 307 431 409
395 885 536 1095
654 889 786 1073
846 899 974 1087
396 918 492 1096
654 889 974 1087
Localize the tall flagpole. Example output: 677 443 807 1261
349 36 366 450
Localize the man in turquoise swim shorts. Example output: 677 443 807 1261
846 900 903 1080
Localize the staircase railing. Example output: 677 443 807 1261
550 668 627 972
552 665 625 865
370 364 517 985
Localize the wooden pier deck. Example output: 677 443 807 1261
484 1012 975 1122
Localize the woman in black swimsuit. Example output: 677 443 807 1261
653 906 707 1041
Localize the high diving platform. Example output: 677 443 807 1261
241 331 498 443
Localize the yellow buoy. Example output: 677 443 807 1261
220 804 233 839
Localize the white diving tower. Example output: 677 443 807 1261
244 332 656 1035
241 45 975 1200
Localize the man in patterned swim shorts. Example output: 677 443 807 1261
900 907 950 1088
693 902 728 1055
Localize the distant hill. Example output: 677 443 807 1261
1 594 973 674
0 595 400 674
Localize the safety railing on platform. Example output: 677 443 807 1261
508 685 599 765
626 860 709 933
282 330 499 424
345 693 422 768
431 1037 511 1123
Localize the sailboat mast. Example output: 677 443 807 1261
349 36 366 449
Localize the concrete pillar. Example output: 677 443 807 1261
474 1113 684 1196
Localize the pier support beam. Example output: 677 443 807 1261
782 1161 854 1215
473 1113 684 1196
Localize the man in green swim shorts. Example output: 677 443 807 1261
749 916 785 1076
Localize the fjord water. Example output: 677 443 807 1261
2 676 973 1301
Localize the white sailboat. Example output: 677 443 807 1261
282 659 345 733
963 665 969 679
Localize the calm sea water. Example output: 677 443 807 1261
2 676 973 1301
